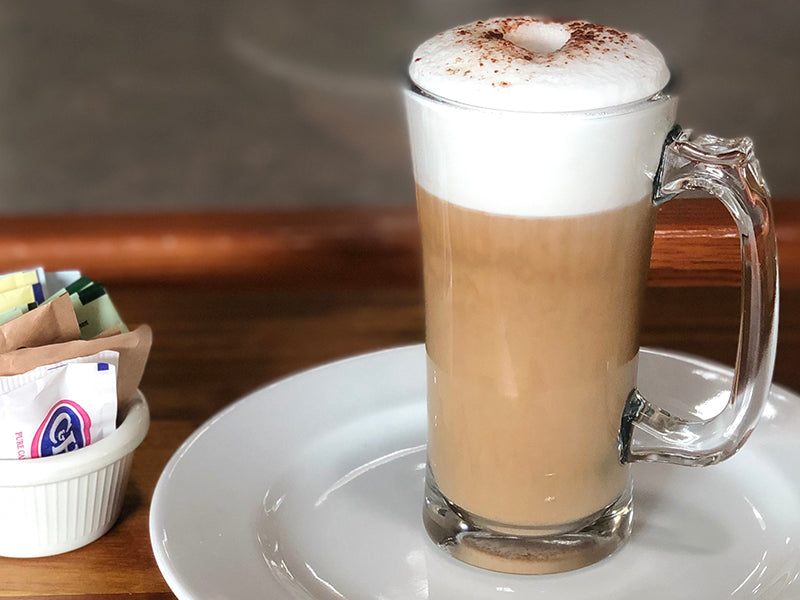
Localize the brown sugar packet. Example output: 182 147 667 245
95 325 123 338
0 325 152 403
0 294 80 353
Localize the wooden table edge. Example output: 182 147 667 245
0 198 796 288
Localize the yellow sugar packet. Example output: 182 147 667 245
0 284 44 313
0 268 44 294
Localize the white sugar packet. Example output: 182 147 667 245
0 351 118 459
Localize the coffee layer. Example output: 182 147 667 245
409 17 669 112
419 187 656 526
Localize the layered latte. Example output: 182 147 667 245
407 17 675 529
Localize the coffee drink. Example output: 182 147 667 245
406 15 778 575
408 17 673 534
419 186 655 527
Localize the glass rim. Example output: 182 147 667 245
406 81 674 118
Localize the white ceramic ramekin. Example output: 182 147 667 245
0 391 149 557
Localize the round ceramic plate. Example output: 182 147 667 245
150 345 800 599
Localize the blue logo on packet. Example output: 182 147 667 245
32 401 92 458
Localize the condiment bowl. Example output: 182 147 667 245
0 391 149 557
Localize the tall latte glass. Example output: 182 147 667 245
406 18 778 574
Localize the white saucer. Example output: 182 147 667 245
150 345 800 599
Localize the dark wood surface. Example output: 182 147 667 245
0 197 797 288
0 201 798 598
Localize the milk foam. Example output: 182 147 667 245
406 17 676 218
409 18 669 112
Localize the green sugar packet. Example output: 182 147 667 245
0 303 36 326
44 275 128 340
71 282 128 340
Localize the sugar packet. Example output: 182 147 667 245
0 268 78 316
0 303 35 326
44 276 129 340
0 351 119 460
0 294 79 353
70 282 129 340
0 268 45 294
0 325 152 403
0 283 44 313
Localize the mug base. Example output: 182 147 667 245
423 474 633 575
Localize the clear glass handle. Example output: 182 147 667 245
620 125 779 466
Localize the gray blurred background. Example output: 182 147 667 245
0 0 796 213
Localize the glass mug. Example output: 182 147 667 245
405 87 778 574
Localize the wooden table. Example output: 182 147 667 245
0 199 798 598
